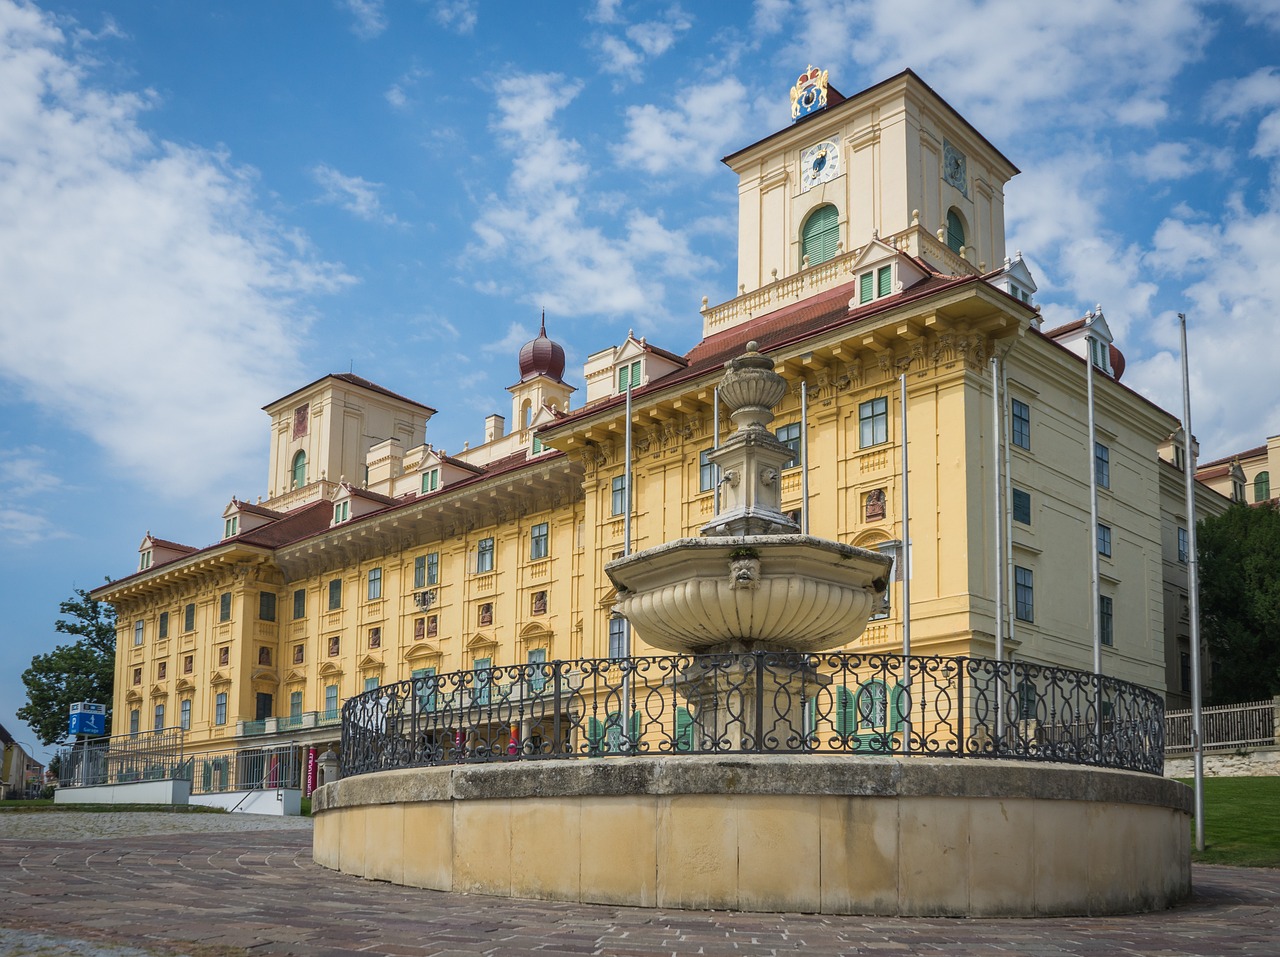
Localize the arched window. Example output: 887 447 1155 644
946 208 966 254
291 450 307 490
1256 471 1271 502
801 204 840 267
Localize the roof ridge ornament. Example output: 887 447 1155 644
790 65 829 121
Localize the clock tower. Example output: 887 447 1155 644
721 68 1018 309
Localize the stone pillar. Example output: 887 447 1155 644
318 749 339 787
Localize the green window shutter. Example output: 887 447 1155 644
836 687 855 737
675 707 694 752
877 265 892 298
946 209 965 253
801 204 840 266
587 717 604 754
859 271 873 303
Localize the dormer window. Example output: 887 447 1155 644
422 468 440 494
1089 337 1109 372
139 550 152 571
224 516 239 539
618 360 642 393
857 265 893 305
333 500 350 524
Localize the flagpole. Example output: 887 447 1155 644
900 372 912 754
991 355 1005 742
622 379 634 746
800 381 810 533
1180 312 1205 852
1085 316 1102 676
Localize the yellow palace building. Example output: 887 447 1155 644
93 69 1226 763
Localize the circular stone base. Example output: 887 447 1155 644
312 755 1191 916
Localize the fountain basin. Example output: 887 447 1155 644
606 535 891 654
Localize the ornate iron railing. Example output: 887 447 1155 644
340 653 1165 777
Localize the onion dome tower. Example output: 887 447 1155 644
519 310 566 383
510 311 574 435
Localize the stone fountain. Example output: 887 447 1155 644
605 342 893 749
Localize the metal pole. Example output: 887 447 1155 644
1180 312 1205 852
1002 359 1016 654
800 381 810 534
1085 323 1102 676
900 372 912 754
713 386 721 516
622 380 633 745
991 355 1005 741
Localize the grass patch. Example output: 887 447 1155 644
0 801 226 814
1180 775 1280 867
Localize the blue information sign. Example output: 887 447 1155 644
69 701 106 736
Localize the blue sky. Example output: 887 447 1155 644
3 0 1279 759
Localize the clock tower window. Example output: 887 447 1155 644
801 204 840 267
946 208 966 255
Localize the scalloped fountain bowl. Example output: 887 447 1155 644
606 534 891 654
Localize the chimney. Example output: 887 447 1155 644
485 414 506 443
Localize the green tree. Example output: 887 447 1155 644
1197 502 1280 705
17 588 116 746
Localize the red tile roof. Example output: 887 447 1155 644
1198 445 1267 470
264 373 437 415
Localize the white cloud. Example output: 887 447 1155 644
616 76 749 175
309 163 398 223
339 0 387 39
589 0 623 24
433 0 477 35
1129 141 1229 181
469 71 715 326
385 66 428 110
594 6 692 81
0 446 64 498
0 1 349 503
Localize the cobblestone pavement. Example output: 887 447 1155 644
0 812 1277 957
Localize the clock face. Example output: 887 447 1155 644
943 141 967 195
800 140 841 193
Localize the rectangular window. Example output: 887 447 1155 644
367 567 382 601
259 591 276 622
426 552 439 585
412 667 437 711
473 658 492 705
528 647 547 693
1177 527 1189 564
328 578 342 610
333 500 350 524
1012 488 1031 525
877 264 892 298
608 617 627 659
618 360 641 393
1100 595 1114 646
158 611 169 639
858 397 888 449
611 475 627 516
476 537 495 573
1097 523 1112 557
292 588 306 620
1014 566 1034 622
183 602 195 632
324 685 338 719
776 422 801 469
154 704 164 730
133 620 144 646
859 270 873 304
699 449 716 492
224 516 238 538
219 591 232 622
414 555 426 589
1011 399 1031 450
1095 442 1110 489
180 699 191 731
364 676 378 693
290 690 303 719
368 627 381 649
215 693 227 726
422 468 440 493
139 551 152 571
530 522 550 560
129 709 140 735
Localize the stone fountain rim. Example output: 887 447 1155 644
605 534 892 571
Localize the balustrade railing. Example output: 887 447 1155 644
340 652 1165 778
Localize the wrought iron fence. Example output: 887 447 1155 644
340 652 1165 778
1166 698 1278 754
57 728 186 788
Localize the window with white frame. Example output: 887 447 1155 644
476 537 495 573
224 516 238 538
333 500 350 524
1095 443 1110 489
608 617 627 659
367 567 382 601
422 468 440 493
611 474 627 516
858 397 888 448
133 620 144 646
530 522 549 561
215 693 227 726
1177 527 1189 564
180 699 191 731
776 422 801 469
699 450 716 492
1011 399 1031 450
617 360 642 393
857 264 894 305
139 550 152 571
